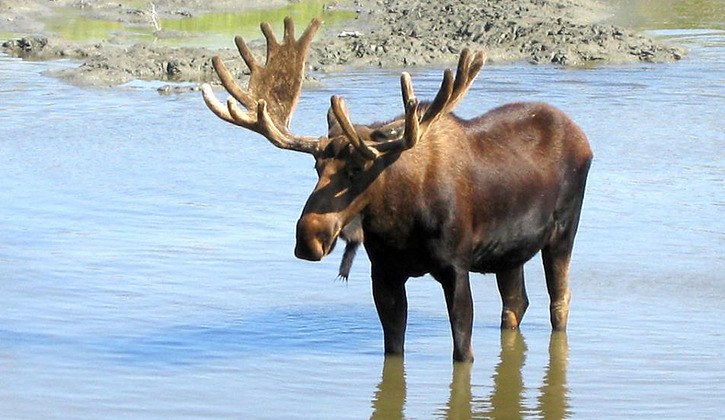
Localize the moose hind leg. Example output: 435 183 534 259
544 171 588 331
542 246 572 331
496 266 529 329
543 202 585 330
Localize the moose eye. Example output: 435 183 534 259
347 163 364 179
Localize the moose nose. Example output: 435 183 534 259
294 236 324 261
295 214 337 261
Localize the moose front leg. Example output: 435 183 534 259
435 267 475 363
372 270 409 357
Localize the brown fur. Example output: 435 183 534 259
202 18 593 363
296 103 592 362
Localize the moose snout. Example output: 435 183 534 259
294 214 339 261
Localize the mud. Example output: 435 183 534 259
0 0 685 89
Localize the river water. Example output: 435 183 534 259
0 24 723 420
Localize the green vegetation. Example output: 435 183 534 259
42 1 355 47
608 0 724 30
161 1 356 40
45 16 124 42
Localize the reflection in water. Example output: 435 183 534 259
538 332 571 419
446 362 474 419
479 330 528 418
369 332 570 418
370 356 406 420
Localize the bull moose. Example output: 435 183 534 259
201 18 592 362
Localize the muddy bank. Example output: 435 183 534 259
314 0 684 70
1 0 685 89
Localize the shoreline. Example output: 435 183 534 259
0 0 685 90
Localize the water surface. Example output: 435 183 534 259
0 29 723 420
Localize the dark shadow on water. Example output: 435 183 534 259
369 331 570 419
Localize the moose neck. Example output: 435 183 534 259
359 119 471 252
358 143 429 239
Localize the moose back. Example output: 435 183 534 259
201 18 593 362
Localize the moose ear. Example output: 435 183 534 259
370 120 406 142
327 106 341 132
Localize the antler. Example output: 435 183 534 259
201 17 322 154
330 95 381 160
329 49 485 159
400 48 486 150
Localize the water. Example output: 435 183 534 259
1 31 723 419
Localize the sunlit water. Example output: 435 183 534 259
0 30 723 418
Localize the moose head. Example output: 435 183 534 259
201 17 483 265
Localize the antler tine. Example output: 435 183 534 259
283 16 295 43
451 48 473 99
400 66 453 144
201 83 238 125
420 68 454 124
331 96 380 160
204 79 313 151
469 51 486 79
396 49 485 153
212 55 256 110
261 21 279 52
421 48 486 124
403 96 421 150
400 72 420 150
447 48 486 110
298 18 322 50
226 97 319 154
234 35 260 73
227 97 256 127
401 72 414 108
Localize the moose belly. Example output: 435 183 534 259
470 224 553 273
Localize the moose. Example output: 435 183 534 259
201 18 592 362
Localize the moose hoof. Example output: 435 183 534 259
500 309 521 330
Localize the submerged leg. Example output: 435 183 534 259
371 268 409 356
434 266 475 363
496 266 529 329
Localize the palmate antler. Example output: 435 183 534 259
201 17 321 154
331 48 486 159
202 17 485 160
